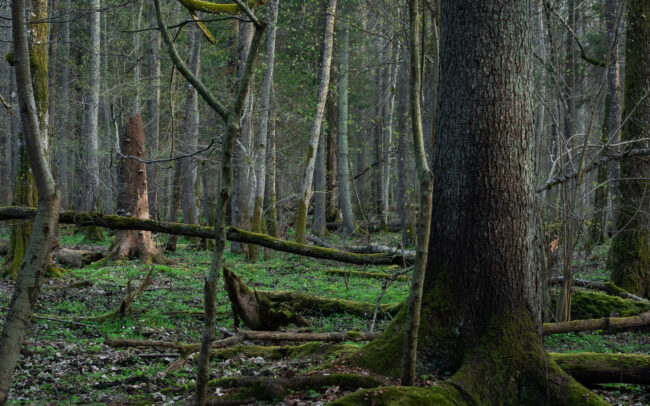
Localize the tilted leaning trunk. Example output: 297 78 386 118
0 0 61 400
2 0 49 278
108 114 168 264
295 0 337 244
340 0 605 403
608 0 650 299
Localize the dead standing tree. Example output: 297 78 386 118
106 114 169 264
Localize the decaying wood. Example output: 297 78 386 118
543 310 650 335
52 247 106 268
0 206 412 266
550 352 650 386
551 277 650 303
224 267 308 330
207 373 384 405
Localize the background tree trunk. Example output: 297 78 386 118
336 22 354 235
295 0 337 243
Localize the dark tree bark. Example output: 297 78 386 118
341 1 604 403
108 114 168 263
608 0 650 298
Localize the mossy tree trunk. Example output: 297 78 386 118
295 0 336 244
607 0 650 299
0 0 61 399
3 0 49 278
342 1 604 403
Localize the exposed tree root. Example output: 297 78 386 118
0 206 411 266
551 277 650 303
207 373 386 405
543 310 650 335
550 352 650 386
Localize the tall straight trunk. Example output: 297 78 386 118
81 0 103 241
181 24 201 226
396 61 412 248
400 0 433 384
147 8 161 220
295 0 337 244
3 0 49 278
100 7 113 213
249 0 279 260
132 0 144 115
326 94 338 221
608 0 650 298
264 86 278 237
380 46 399 227
336 23 354 235
231 18 254 254
165 159 182 252
0 0 61 400
312 121 327 236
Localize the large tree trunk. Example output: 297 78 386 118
336 22 354 235
340 1 603 403
295 0 337 244
0 0 61 399
608 0 650 298
108 115 167 264
249 0 279 260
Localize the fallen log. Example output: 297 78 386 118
570 291 650 319
224 268 400 330
543 310 650 335
551 277 649 304
53 247 106 268
326 220 402 233
308 234 415 258
323 268 408 281
550 352 650 386
209 373 385 405
0 206 411 266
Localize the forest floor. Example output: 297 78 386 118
0 228 649 405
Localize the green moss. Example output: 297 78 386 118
5 51 14 66
571 290 650 319
330 384 464 406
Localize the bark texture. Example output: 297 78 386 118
608 0 650 298
109 115 167 263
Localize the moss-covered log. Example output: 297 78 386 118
0 206 411 266
543 311 650 335
323 268 408 281
551 277 649 303
570 291 650 319
550 353 650 386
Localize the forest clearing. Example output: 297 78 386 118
1 0 650 404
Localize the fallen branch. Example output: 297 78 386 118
543 310 650 335
53 247 106 268
43 280 94 290
0 206 411 266
551 277 649 304
550 352 650 386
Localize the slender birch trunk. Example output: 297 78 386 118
295 0 337 243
